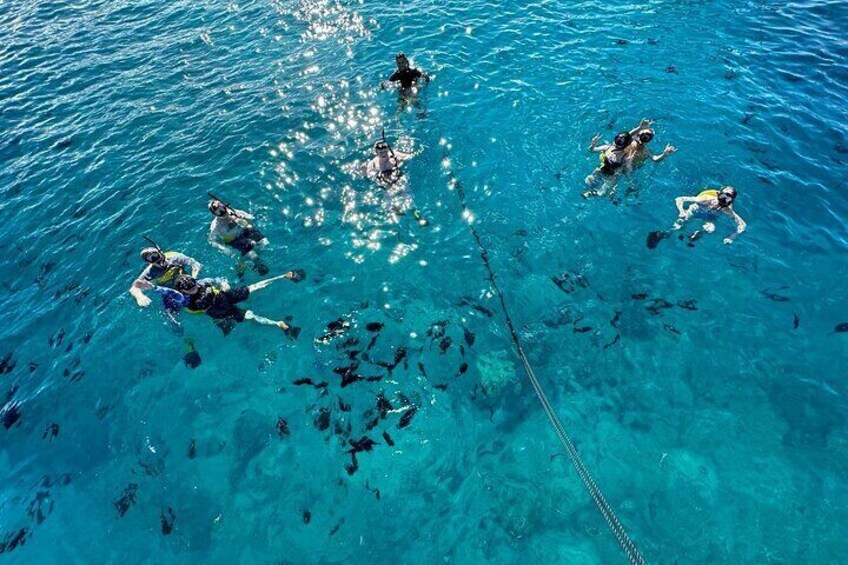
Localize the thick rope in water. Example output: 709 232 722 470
439 144 646 565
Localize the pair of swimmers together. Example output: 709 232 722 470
586 119 746 245
128 198 305 337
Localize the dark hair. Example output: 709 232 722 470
175 275 198 292
613 131 633 149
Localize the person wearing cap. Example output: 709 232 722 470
381 52 429 97
207 199 269 276
129 248 201 308
673 186 747 244
161 274 301 338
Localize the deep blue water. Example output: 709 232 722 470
1 0 847 562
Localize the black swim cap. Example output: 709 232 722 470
638 129 654 143
613 132 633 149
175 275 199 292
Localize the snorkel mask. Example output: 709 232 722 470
638 129 654 144
141 247 165 266
208 199 229 217
613 131 633 149
717 186 737 208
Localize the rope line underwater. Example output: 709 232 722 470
437 141 646 565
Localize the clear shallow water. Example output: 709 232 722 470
1 0 847 562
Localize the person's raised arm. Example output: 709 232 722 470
652 144 677 162
628 118 653 136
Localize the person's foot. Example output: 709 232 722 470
285 269 306 283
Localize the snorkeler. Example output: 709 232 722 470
363 139 413 184
648 186 747 248
381 52 430 97
584 130 634 195
157 273 302 338
363 134 427 226
129 245 201 308
207 196 270 277
624 121 676 168
673 186 746 244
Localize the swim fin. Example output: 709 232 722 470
646 230 668 249
285 325 302 340
289 269 306 283
253 258 270 276
183 340 201 369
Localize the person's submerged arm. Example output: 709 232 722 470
723 209 747 243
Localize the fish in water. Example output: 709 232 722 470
314 408 331 431
676 299 698 311
344 452 359 476
646 230 668 249
329 519 345 536
0 528 29 555
463 327 476 347
793 313 800 329
603 334 621 350
550 270 590 294
42 423 59 440
340 371 364 388
303 510 312 524
338 398 351 412
439 337 452 353
366 322 384 333
456 362 469 377
276 417 290 438
348 436 379 453
315 318 349 344
835 322 848 333
382 430 395 446
398 406 417 429
0 353 16 375
662 323 681 335
114 483 138 517
573 326 593 333
160 507 176 536
187 439 197 459
610 311 622 328
760 287 790 302
2 402 22 429
646 298 674 316
433 383 448 391
376 393 393 419
417 362 427 377
631 293 648 300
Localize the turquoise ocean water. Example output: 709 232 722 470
2 0 847 562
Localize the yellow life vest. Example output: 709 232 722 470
150 251 186 285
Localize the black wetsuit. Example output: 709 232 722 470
389 67 423 89
228 227 265 255
186 284 252 326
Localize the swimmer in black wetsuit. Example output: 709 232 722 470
159 274 302 338
381 53 429 97
583 131 633 197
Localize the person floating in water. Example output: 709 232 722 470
207 197 269 277
625 121 676 168
381 52 429 98
363 139 413 185
151 273 302 338
363 136 427 226
673 186 746 244
584 119 675 197
129 246 201 308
